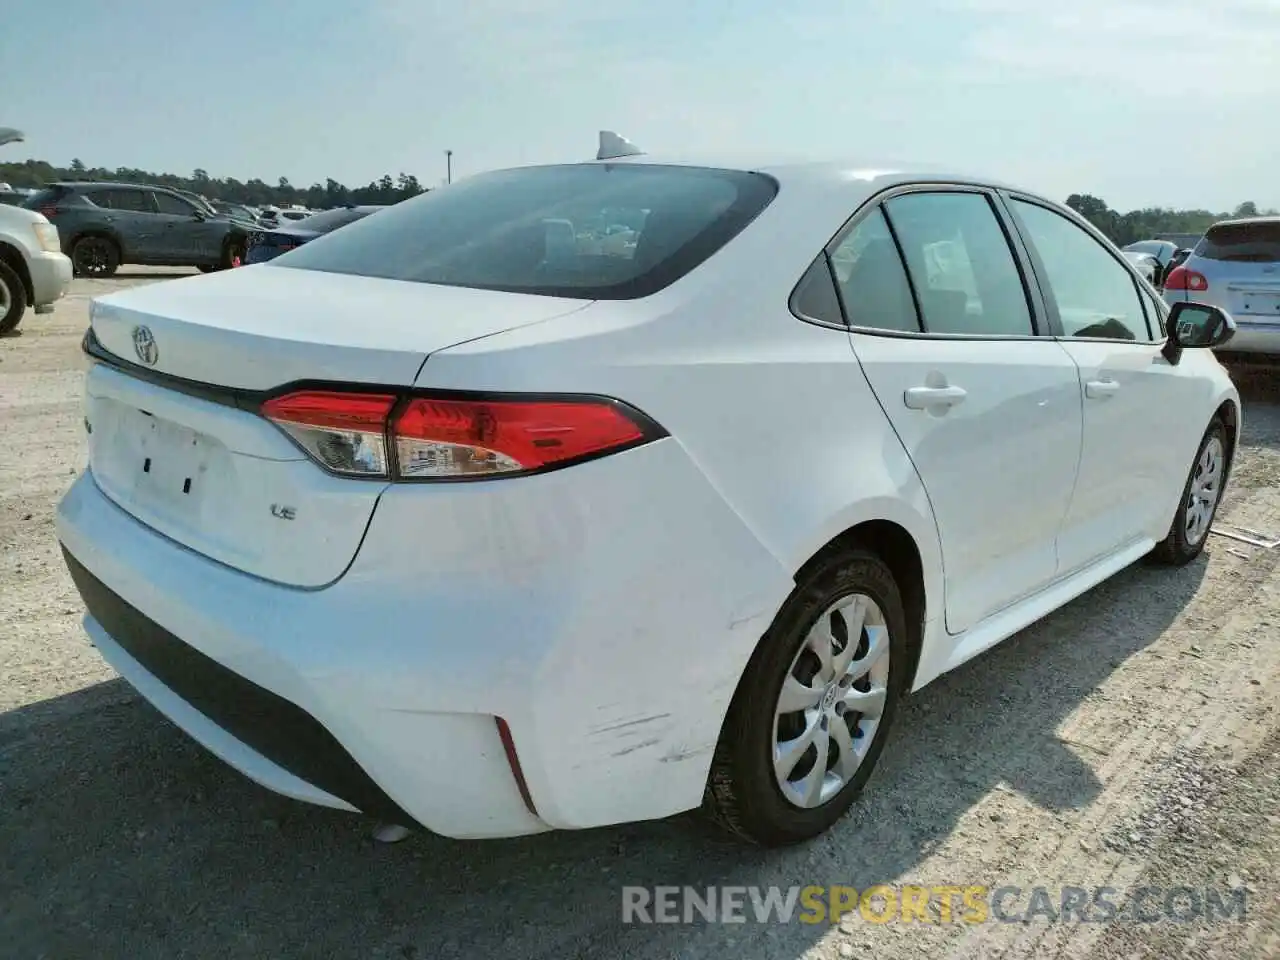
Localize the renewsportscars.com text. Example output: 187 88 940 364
621 884 1248 925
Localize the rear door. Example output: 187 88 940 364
838 187 1083 635
1004 194 1202 572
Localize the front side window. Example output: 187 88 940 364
827 208 919 332
152 191 196 216
1010 199 1151 341
884 192 1034 336
276 163 778 300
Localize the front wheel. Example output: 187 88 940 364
0 260 28 335
1151 418 1229 566
703 546 908 846
217 239 244 270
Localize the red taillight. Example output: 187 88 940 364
260 389 658 480
392 396 647 479
262 391 397 477
1165 266 1208 292
39 205 57 219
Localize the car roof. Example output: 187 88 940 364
1209 215 1280 228
53 180 178 192
504 153 1057 210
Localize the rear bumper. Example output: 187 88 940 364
56 438 790 837
28 250 72 306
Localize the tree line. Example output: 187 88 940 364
1064 195 1276 247
0 157 427 208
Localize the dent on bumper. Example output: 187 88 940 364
56 437 792 835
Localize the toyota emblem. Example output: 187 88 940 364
132 325 158 366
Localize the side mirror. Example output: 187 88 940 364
192 209 207 221
1162 301 1236 364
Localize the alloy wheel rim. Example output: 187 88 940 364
0 277 10 315
1185 436 1224 545
772 593 891 809
76 241 108 276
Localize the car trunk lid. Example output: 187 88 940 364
85 267 590 586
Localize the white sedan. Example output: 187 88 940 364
57 134 1239 847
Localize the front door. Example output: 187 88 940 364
1006 196 1211 572
835 189 1083 635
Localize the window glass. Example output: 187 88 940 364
1143 289 1167 337
885 192 1034 336
153 191 196 216
107 189 152 213
1196 221 1280 263
278 163 778 300
1011 199 1151 340
790 256 844 326
827 208 919 332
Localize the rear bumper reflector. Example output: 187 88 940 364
494 716 539 817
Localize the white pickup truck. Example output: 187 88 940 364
0 128 73 334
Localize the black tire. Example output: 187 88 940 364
71 236 120 278
197 265 217 274
703 546 909 846
0 259 28 335
217 237 245 270
1151 418 1229 566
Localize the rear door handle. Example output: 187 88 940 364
904 385 967 410
1085 379 1120 399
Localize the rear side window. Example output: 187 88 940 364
102 189 151 213
827 208 919 332
276 163 778 300
885 192 1034 336
1196 221 1280 263
22 187 69 210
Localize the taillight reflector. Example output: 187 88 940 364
1165 266 1208 292
262 391 397 477
39 205 57 219
260 390 659 481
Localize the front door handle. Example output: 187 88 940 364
904 385 967 410
1085 379 1120 399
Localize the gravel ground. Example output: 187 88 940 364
1 270 1278 960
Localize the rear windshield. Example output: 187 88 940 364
1196 221 1280 263
293 207 376 233
275 163 778 299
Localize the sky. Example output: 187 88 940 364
4 0 1280 212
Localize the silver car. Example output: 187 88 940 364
1164 217 1280 353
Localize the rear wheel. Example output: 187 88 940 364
0 260 28 335
1151 418 1228 566
197 265 217 274
71 236 119 278
703 546 907 846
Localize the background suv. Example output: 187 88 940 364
1164 216 1280 354
24 181 251 278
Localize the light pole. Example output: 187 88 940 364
445 150 453 185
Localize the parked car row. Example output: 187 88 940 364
19 181 384 278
